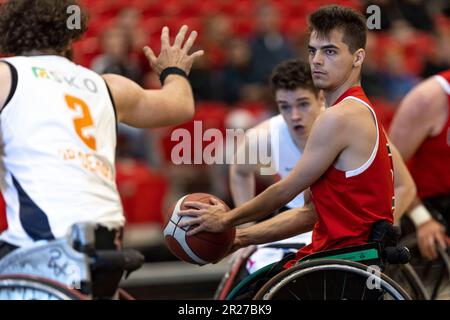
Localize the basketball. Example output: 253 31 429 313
163 193 236 265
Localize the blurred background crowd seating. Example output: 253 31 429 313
1 0 450 262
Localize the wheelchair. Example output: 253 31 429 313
0 223 144 300
220 221 415 300
386 195 450 300
385 233 450 300
214 242 305 300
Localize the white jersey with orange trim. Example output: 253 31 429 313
0 55 124 248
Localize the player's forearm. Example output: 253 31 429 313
237 207 317 247
147 75 195 125
390 141 417 222
393 177 416 222
225 181 294 228
229 167 255 207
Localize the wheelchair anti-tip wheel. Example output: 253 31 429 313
253 259 412 300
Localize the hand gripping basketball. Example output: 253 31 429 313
163 193 235 265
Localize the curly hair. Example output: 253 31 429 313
309 5 367 53
270 59 319 96
0 0 88 55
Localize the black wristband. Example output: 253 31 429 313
159 67 188 85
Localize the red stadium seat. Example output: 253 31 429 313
72 36 100 67
197 1 222 17
232 17 256 37
158 102 230 165
116 160 168 225
233 101 270 123
281 17 308 37
80 0 119 20
140 17 166 36
85 16 116 38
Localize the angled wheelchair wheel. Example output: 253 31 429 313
253 259 411 300
0 275 87 300
400 234 450 300
214 246 257 300
384 263 430 300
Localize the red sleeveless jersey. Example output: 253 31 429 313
285 86 395 268
409 70 450 199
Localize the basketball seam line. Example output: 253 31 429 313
169 218 232 246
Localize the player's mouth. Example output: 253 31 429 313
312 70 326 76
293 124 304 133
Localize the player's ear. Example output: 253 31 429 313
353 48 365 68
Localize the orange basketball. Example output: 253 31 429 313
163 193 235 265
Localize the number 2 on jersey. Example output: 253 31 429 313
64 94 97 151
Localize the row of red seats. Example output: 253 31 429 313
156 101 268 164
85 14 309 38
116 159 168 226
74 16 310 67
80 0 361 20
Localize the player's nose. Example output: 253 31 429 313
291 107 302 120
311 51 324 65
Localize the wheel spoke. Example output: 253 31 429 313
304 276 312 299
286 285 302 300
340 272 347 300
361 282 367 300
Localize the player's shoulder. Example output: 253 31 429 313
101 73 134 94
409 76 442 101
333 97 369 113
0 58 14 83
312 106 348 136
400 77 445 115
321 102 351 122
0 61 12 111
0 60 10 74
329 97 377 128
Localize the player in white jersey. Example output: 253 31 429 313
229 59 324 274
0 0 203 258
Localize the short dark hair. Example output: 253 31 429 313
0 0 88 55
270 59 319 96
308 5 367 53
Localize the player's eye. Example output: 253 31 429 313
299 102 310 108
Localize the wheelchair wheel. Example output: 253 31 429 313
384 263 430 300
214 246 257 300
0 275 87 300
253 259 411 300
400 234 450 300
